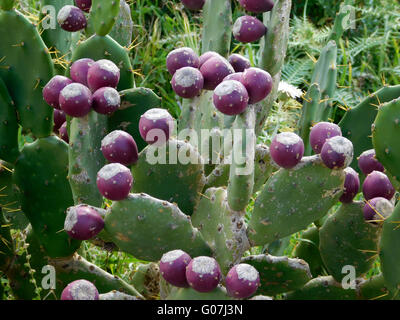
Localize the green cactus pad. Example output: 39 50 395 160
166 285 232 300
248 155 345 246
339 85 400 172
0 9 54 137
90 0 121 36
372 98 400 185
69 34 133 91
285 276 357 300
13 136 81 258
319 201 381 282
109 0 133 47
108 87 162 152
104 193 212 261
266 235 292 257
241 254 312 296
293 226 325 277
68 111 107 207
358 274 394 300
379 201 400 295
131 139 206 215
191 187 249 274
0 77 19 163
201 0 231 56
253 144 275 192
227 107 255 211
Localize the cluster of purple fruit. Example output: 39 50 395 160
57 0 92 33
159 250 260 299
233 0 274 44
44 58 121 143
167 47 272 115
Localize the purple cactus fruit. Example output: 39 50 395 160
199 51 222 68
61 280 99 300
96 163 133 201
57 5 87 32
171 67 204 99
185 256 222 293
362 170 395 201
166 47 200 75
320 136 354 170
64 204 104 240
213 80 249 115
59 121 69 143
239 0 274 13
70 58 95 87
101 130 139 166
223 72 243 82
233 16 267 43
339 167 360 203
228 54 251 72
53 109 66 133
363 197 394 223
226 263 260 299
182 0 205 10
270 132 304 169
358 149 385 175
59 83 92 118
309 122 342 154
87 59 120 92
139 108 174 146
159 250 192 288
200 56 235 91
43 75 73 110
241 67 272 104
92 87 121 115
75 0 92 13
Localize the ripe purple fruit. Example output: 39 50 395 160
358 149 385 175
57 5 87 32
320 136 353 169
75 0 92 13
159 250 192 288
228 54 251 73
171 67 204 99
64 204 104 240
182 0 205 10
96 163 133 201
59 122 69 143
186 256 222 293
166 47 200 75
239 0 274 13
199 51 222 68
233 16 267 43
226 264 260 299
241 67 272 104
59 83 92 118
53 109 66 133
200 56 234 90
101 130 139 166
139 108 174 146
362 170 395 201
363 197 394 223
339 167 360 203
43 75 73 109
70 58 95 87
223 72 243 82
309 122 342 154
270 132 304 169
213 80 249 115
87 60 120 92
61 280 99 300
92 87 121 115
